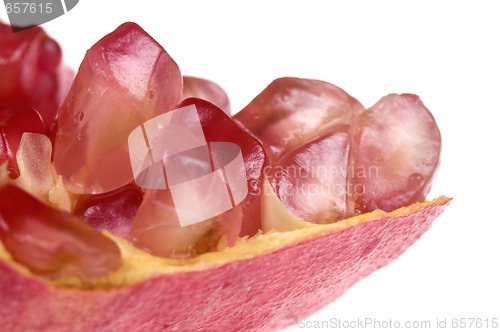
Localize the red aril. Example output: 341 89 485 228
273 126 354 224
353 94 441 213
128 188 242 258
38 36 61 71
234 77 364 162
182 76 231 114
53 22 182 194
10 133 55 203
127 98 266 257
0 107 45 178
74 184 144 238
0 22 64 130
180 98 266 237
0 185 122 279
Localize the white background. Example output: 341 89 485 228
2 1 499 331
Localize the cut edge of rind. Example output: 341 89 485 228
0 196 451 289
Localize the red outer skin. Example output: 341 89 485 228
0 199 449 332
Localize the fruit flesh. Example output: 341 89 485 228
353 94 441 212
128 188 243 258
0 22 65 130
74 184 144 238
0 185 122 280
53 22 182 194
234 77 364 162
178 99 267 237
0 107 45 178
182 76 231 114
273 126 354 223
127 98 266 258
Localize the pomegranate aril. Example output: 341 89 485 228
14 133 54 202
182 76 231 114
234 77 364 162
180 98 266 238
38 37 62 71
0 185 122 279
127 98 266 258
74 184 144 238
128 188 242 258
0 107 45 178
53 22 182 194
353 94 441 213
0 22 64 130
273 126 354 224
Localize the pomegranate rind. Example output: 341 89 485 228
0 197 449 332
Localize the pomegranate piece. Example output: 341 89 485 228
0 185 122 279
182 76 231 114
353 94 441 213
0 107 45 178
74 184 144 238
0 198 451 332
234 77 364 161
0 22 64 130
53 22 182 194
273 126 354 223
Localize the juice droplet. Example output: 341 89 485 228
408 173 424 188
7 167 20 179
78 112 84 121
149 90 155 99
